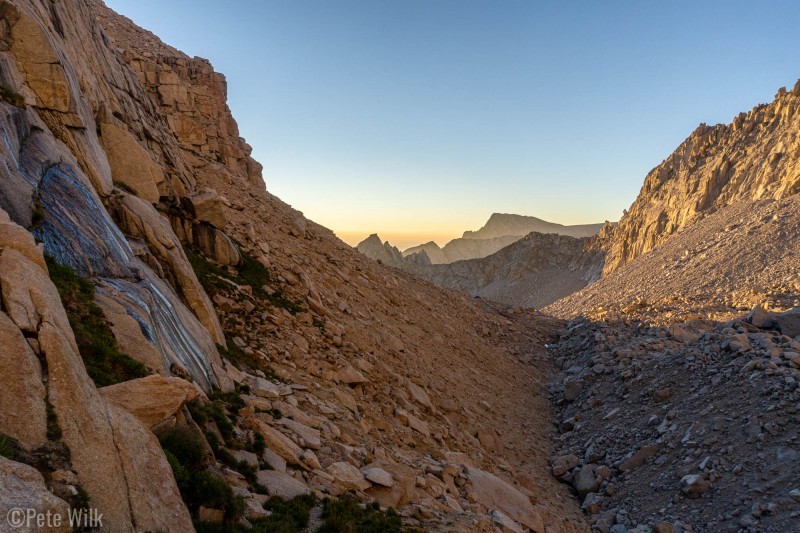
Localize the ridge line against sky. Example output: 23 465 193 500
106 0 800 249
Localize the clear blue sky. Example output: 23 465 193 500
106 0 800 249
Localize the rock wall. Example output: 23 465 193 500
0 209 193 532
89 0 265 191
602 82 800 274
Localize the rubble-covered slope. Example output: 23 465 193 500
547 196 800 322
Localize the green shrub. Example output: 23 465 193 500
208 391 246 411
246 433 266 455
31 192 44 229
194 494 317 533
71 486 91 512
184 244 302 314
46 257 148 386
164 449 189 487
261 494 316 532
0 434 19 460
318 497 405 533
158 426 207 473
45 400 62 441
160 426 244 524
187 398 235 441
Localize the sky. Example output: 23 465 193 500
106 0 800 250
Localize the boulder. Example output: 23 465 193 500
652 523 677 533
465 466 544 532
244 417 303 465
408 382 434 412
100 121 164 202
182 188 227 229
245 375 281 399
747 305 775 329
279 418 321 449
477 427 504 455
680 474 710 498
192 224 241 266
273 400 324 428
326 365 368 385
406 413 430 436
301 450 322 470
573 465 600 497
619 444 660 473
0 456 71 533
243 498 270 520
326 461 371 492
362 461 418 508
262 448 287 472
256 470 311 499
563 380 582 402
233 450 259 469
362 467 394 488
100 375 198 430
773 307 800 337
551 454 580 478
491 509 525 533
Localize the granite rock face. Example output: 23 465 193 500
600 83 800 274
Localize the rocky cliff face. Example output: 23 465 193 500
0 1 587 531
601 83 800 274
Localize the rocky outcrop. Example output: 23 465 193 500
90 0 264 191
100 374 199 430
601 82 800 274
0 309 47 450
547 195 800 321
99 120 166 202
108 192 226 344
0 211 193 532
0 457 71 533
